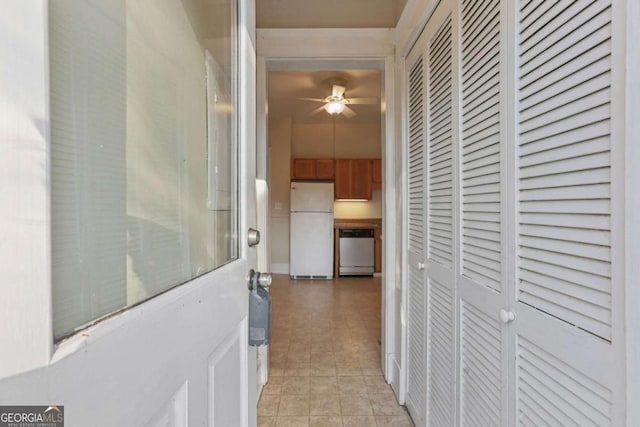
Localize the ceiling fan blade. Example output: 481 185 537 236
342 106 356 118
297 97 326 102
332 84 346 98
308 105 326 116
346 97 378 105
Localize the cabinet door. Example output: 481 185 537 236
371 159 382 189
351 159 372 199
292 159 315 179
315 159 335 179
334 159 352 199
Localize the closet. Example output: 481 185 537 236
403 0 623 425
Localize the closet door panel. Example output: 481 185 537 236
404 45 428 427
513 0 620 425
425 7 457 426
458 0 509 425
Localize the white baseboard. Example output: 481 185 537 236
270 263 290 274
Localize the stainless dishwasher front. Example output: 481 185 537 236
339 228 375 276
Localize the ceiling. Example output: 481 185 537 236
257 0 406 28
258 0 402 126
268 69 382 125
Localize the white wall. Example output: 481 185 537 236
268 117 292 267
292 122 381 158
256 0 405 28
334 189 383 219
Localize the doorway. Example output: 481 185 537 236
255 30 400 403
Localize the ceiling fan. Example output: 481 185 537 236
298 78 378 118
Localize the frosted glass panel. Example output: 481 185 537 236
49 0 237 339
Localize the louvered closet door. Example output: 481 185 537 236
456 0 510 425
424 2 457 425
512 0 622 425
404 33 428 427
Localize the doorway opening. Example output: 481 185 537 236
256 55 398 404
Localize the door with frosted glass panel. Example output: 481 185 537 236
0 0 258 426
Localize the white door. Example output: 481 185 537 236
457 0 509 425
510 0 623 424
404 31 428 427
402 0 626 425
0 1 260 426
423 5 458 426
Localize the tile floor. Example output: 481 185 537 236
258 275 414 427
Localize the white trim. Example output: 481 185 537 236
610 0 629 424
270 263 290 275
394 0 439 59
257 28 394 58
0 1 53 379
625 0 640 425
238 0 257 425
382 54 397 385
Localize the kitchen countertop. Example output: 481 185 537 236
334 218 382 229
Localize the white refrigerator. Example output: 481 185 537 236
290 182 334 278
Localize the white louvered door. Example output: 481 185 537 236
424 4 457 426
404 31 428 427
456 0 509 425
402 0 626 425
511 0 622 425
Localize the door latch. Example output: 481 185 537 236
247 228 261 247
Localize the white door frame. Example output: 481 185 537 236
623 1 640 425
255 28 400 386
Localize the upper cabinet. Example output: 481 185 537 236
371 158 382 190
335 159 372 200
291 158 334 180
292 158 381 200
315 159 335 179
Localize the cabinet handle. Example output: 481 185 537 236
418 262 425 270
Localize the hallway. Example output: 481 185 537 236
258 275 413 426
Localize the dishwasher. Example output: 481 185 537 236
339 228 375 276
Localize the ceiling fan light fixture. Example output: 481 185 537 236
325 100 345 115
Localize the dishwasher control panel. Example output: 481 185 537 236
339 228 374 238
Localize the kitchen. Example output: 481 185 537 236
267 70 384 279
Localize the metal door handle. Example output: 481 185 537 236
248 270 272 290
499 309 515 323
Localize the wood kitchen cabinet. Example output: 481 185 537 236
374 227 382 273
371 159 382 190
335 159 372 200
291 158 334 179
315 159 335 179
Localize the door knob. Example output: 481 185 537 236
258 273 272 288
418 262 425 270
248 269 272 290
499 309 515 323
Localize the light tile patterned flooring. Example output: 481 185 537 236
258 275 414 427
